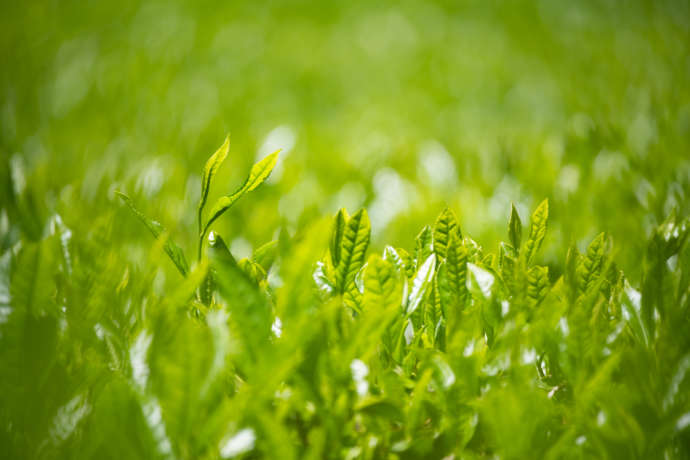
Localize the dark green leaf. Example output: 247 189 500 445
329 208 349 268
509 203 522 251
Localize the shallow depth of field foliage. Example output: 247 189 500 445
2 0 690 459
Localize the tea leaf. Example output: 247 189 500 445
335 209 371 294
116 191 189 276
526 265 549 308
343 279 364 313
577 232 607 295
415 225 433 265
362 255 402 312
439 230 469 312
509 203 522 251
406 254 435 315
198 135 230 233
253 240 278 272
433 207 460 260
329 208 349 267
523 199 548 265
201 149 280 240
424 270 444 347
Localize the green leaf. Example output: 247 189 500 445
116 191 189 276
313 260 336 296
355 397 404 423
577 232 607 295
415 225 433 266
362 255 403 312
498 242 518 296
335 209 371 294
0 250 10 309
209 239 272 353
238 257 267 285
564 242 580 303
207 231 237 266
526 265 549 308
329 208 349 267
343 279 364 313
424 270 444 347
467 262 495 300
433 208 460 260
198 135 230 233
201 149 280 239
523 199 548 265
509 203 522 251
440 231 469 310
10 241 57 317
253 240 278 272
622 280 650 348
406 254 435 315
382 246 405 274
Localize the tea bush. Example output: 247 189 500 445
2 1 690 458
1 141 688 459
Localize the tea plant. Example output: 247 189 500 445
1 138 689 459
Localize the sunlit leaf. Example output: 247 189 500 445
523 199 548 265
201 149 280 239
362 255 402 312
415 225 433 267
406 254 435 315
198 135 230 233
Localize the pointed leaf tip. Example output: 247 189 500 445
201 148 281 238
509 203 522 251
116 191 189 276
198 135 231 231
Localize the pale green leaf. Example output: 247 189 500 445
201 149 280 238
526 265 549 308
467 262 494 299
362 255 403 312
415 225 433 266
238 257 267 285
313 260 336 296
343 279 363 313
406 254 435 315
198 135 230 233
523 199 548 265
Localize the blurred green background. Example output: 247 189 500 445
2 0 689 282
